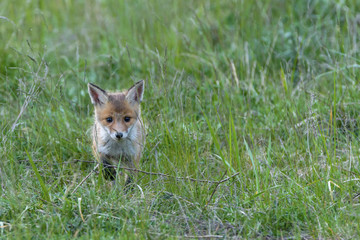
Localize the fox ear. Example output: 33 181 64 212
88 83 108 105
126 80 144 104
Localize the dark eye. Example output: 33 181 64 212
124 116 131 122
106 117 113 123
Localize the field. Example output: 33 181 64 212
1 0 360 238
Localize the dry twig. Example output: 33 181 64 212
183 235 223 239
109 165 240 184
71 163 239 195
71 163 99 194
204 170 228 209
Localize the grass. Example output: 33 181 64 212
1 0 360 238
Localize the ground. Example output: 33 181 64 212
1 0 360 239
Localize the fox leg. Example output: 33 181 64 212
100 154 117 181
121 157 137 186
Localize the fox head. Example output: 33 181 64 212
88 80 144 141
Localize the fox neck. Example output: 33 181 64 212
95 121 139 159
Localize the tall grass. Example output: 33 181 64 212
1 0 360 238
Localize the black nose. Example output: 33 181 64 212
115 132 123 139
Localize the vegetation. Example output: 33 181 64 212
1 0 360 238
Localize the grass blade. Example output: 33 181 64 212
26 149 50 202
244 139 259 193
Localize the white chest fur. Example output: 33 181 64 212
96 124 138 159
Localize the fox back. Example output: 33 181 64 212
88 80 145 181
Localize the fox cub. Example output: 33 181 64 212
88 80 145 183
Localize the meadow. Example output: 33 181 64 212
1 0 360 238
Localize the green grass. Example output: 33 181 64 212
1 0 360 238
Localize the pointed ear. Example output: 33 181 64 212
88 83 108 105
126 80 144 104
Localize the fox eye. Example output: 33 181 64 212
106 117 113 123
124 116 131 122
